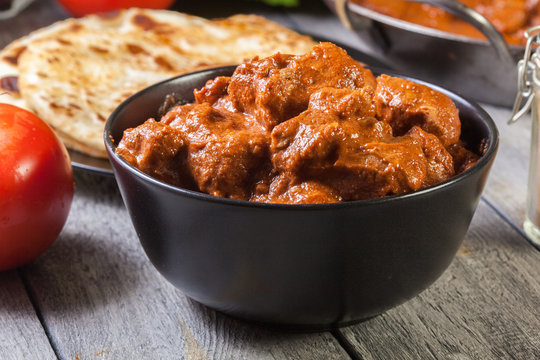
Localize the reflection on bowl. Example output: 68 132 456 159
105 66 498 329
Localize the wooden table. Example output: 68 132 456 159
1 1 539 359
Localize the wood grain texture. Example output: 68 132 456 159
21 173 350 360
480 105 530 227
338 201 540 360
0 271 56 360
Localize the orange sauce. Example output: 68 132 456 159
353 0 540 45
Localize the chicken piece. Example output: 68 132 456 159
252 174 342 204
308 87 375 118
271 105 428 201
404 126 455 187
446 141 481 174
226 42 377 130
374 74 461 147
160 102 270 200
115 119 193 189
271 88 391 175
194 76 233 110
329 139 429 200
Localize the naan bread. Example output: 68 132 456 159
0 8 316 158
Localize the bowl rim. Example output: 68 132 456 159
345 1 524 51
105 66 499 211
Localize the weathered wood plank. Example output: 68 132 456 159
0 271 57 360
480 105 530 227
338 200 540 360
21 172 350 360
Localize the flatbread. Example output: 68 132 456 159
0 8 316 158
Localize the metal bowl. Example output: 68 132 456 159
105 66 498 329
324 0 523 107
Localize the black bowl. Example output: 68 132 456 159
105 66 498 329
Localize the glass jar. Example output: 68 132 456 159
510 26 540 247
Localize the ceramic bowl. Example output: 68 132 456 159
105 66 498 329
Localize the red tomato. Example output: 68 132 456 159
0 104 74 271
56 0 176 17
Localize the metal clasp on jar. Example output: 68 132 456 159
509 26 540 124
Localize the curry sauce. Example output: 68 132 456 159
353 0 540 46
116 43 479 204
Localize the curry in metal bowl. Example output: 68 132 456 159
353 0 540 46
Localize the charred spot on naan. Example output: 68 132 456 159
2 45 26 66
0 76 19 93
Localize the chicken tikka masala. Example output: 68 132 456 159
116 43 480 204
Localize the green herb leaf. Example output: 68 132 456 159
258 0 300 7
